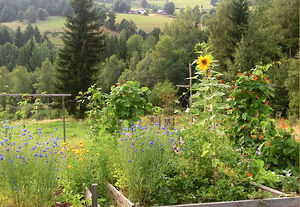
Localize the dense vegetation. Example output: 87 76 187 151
0 0 299 206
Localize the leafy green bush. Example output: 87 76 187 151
228 65 276 147
83 81 152 134
149 80 178 116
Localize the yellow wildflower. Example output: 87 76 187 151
196 55 212 71
79 157 83 162
68 165 72 170
86 150 89 153
96 153 100 157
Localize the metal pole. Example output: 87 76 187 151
189 63 192 107
189 63 193 124
62 96 66 142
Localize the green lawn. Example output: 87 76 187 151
19 119 88 143
116 13 172 32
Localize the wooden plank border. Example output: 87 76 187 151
106 183 134 207
250 181 287 197
156 197 299 207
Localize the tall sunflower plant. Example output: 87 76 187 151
190 42 231 184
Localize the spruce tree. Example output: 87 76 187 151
55 0 106 116
15 26 24 48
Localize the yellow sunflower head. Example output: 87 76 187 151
196 55 212 71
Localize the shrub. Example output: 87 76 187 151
149 80 178 116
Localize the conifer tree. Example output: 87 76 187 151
15 26 23 48
55 0 106 116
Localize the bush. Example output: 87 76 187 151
149 80 178 116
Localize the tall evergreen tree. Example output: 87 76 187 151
55 0 106 116
15 26 23 48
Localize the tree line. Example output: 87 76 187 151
0 0 298 120
0 0 73 23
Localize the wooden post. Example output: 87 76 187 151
62 96 66 142
91 184 98 207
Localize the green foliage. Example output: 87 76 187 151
24 6 38 23
149 80 178 116
83 81 151 134
9 66 33 93
0 5 16 22
164 1 175 15
228 65 275 147
105 81 151 131
116 125 182 205
17 10 24 22
98 55 126 92
37 8 49 21
113 0 131 13
0 124 61 206
14 26 23 48
33 59 56 94
207 0 249 78
150 35 186 85
261 127 299 175
283 56 299 119
55 0 106 117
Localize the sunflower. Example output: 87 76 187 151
197 55 212 71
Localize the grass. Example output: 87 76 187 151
116 13 172 32
17 118 88 143
148 0 212 9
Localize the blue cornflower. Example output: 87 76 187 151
0 156 4 160
9 160 13 163
128 160 132 163
6 148 9 151
34 154 37 157
16 150 20 152
181 148 184 151
39 153 43 157
18 146 21 149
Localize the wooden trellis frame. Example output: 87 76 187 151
0 93 71 142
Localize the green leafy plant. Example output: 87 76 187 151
228 65 276 147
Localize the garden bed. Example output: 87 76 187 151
105 182 299 207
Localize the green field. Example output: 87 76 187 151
148 0 212 9
116 13 172 32
2 16 66 47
